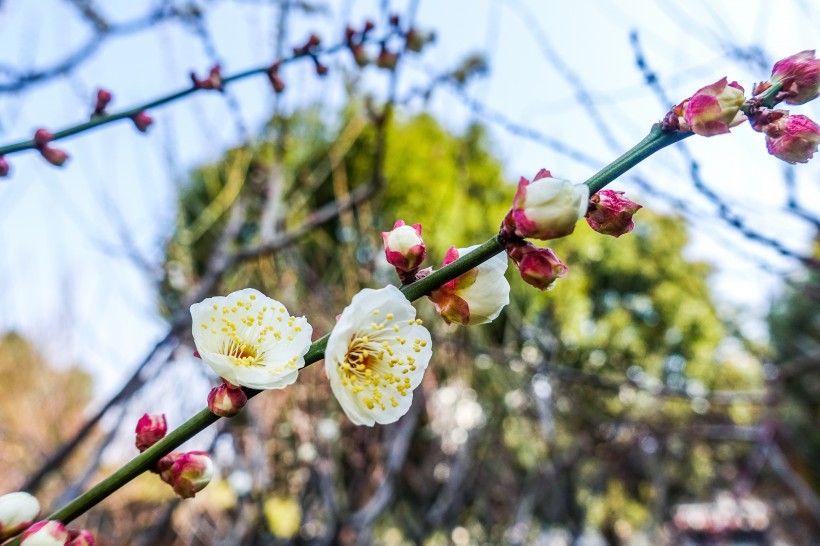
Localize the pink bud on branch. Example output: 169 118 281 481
135 413 168 452
0 156 9 177
770 50 820 106
382 219 426 283
506 241 568 291
761 113 820 164
130 111 153 133
505 169 589 241
159 451 214 499
93 89 112 116
33 129 69 167
672 78 747 137
586 189 642 237
207 383 248 417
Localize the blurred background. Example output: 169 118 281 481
0 0 819 544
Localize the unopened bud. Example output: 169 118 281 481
93 89 112 115
770 50 819 105
131 111 153 133
382 220 426 281
389 14 400 27
763 113 820 164
675 78 746 136
20 521 69 546
67 529 95 546
506 242 568 291
362 20 375 33
33 129 53 148
0 492 40 540
586 190 642 237
161 451 214 499
508 169 589 241
0 156 9 177
208 383 248 417
39 146 69 167
135 413 167 452
313 58 329 76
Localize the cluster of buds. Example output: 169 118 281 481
498 169 643 290
134 414 214 498
157 451 214 499
190 64 223 91
207 381 248 417
345 21 375 67
748 51 820 164
293 34 328 76
92 89 112 116
33 129 69 167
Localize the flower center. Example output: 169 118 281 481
337 309 428 412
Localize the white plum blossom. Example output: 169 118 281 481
325 285 432 426
428 245 511 325
191 288 313 390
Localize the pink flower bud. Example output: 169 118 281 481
0 156 9 177
135 413 167 452
33 129 53 148
585 190 642 237
679 78 746 136
509 169 589 241
507 242 568 291
93 89 112 115
67 529 95 546
161 451 214 499
376 47 399 70
0 492 40 540
20 521 69 546
207 383 248 417
191 64 223 91
131 111 153 133
763 114 820 164
382 220 426 278
428 245 510 325
39 147 69 167
770 50 820 105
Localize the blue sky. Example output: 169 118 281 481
0 0 818 399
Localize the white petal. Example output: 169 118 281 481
455 246 510 325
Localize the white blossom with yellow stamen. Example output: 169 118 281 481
190 288 313 390
325 285 432 426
